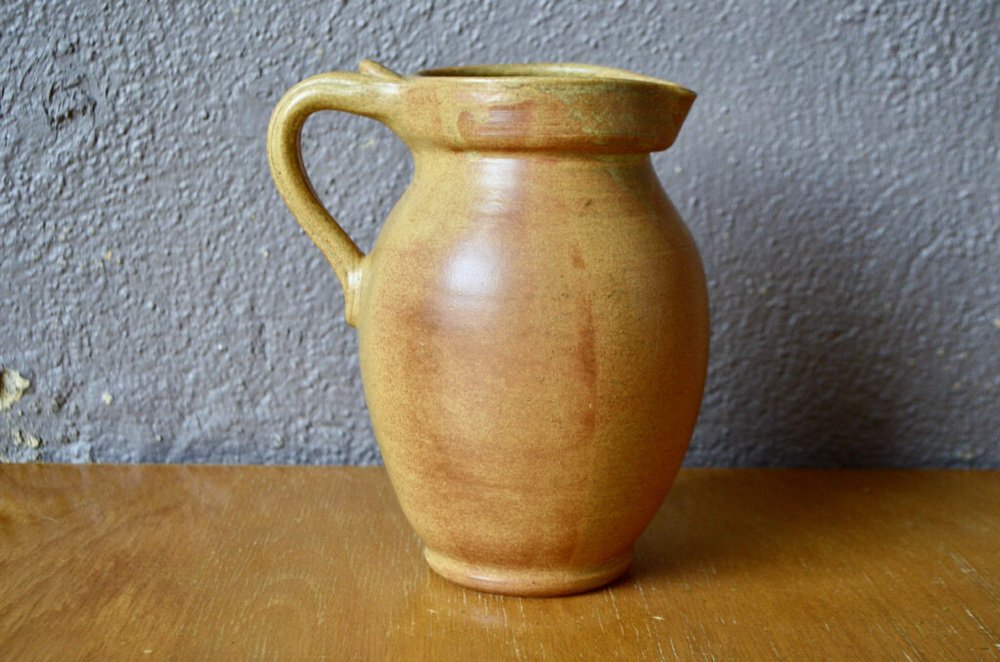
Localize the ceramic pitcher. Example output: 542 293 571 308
268 60 708 596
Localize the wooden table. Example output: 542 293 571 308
1 465 997 660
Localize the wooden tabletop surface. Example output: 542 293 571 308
1 465 997 660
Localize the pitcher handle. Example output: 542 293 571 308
267 60 403 326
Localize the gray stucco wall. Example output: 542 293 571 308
1 1 997 466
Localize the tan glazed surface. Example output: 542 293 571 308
268 60 708 596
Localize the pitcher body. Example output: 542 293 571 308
268 60 708 596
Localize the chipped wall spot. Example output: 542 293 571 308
43 76 96 129
11 428 43 448
0 369 30 411
101 392 113 405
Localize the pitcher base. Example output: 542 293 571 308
423 547 633 597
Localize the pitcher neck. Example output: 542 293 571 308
382 63 696 155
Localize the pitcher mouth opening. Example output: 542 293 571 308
418 62 696 100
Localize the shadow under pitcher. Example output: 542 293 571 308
267 59 709 596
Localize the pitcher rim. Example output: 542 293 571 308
416 62 696 100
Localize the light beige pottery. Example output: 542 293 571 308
268 59 708 596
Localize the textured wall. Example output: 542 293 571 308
1 1 997 466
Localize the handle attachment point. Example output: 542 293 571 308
359 59 403 80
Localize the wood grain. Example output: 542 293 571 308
1 465 997 660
